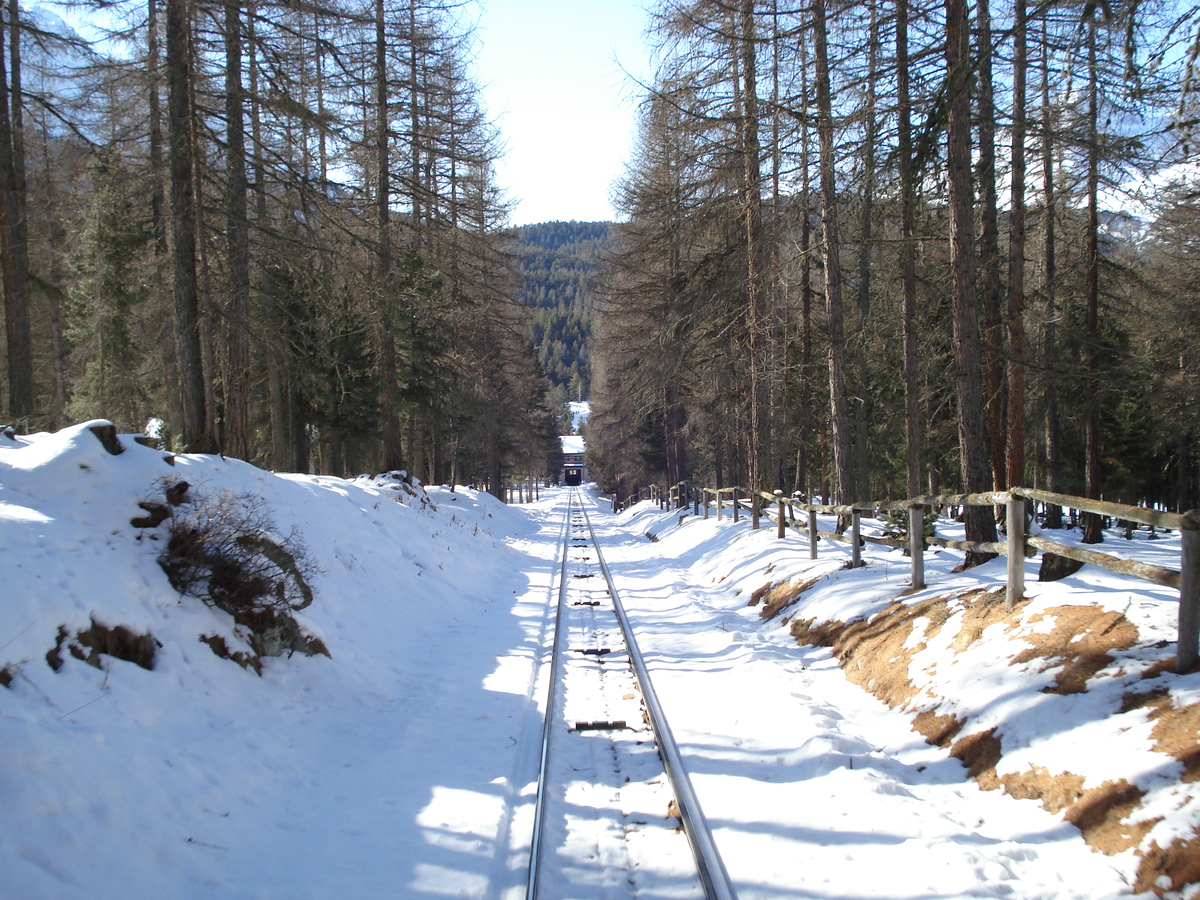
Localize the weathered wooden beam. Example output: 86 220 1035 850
1012 487 1185 531
910 506 926 590
1007 498 1025 610
1179 511 1200 672
1025 535 1181 589
928 536 1012 555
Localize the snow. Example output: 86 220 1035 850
569 401 590 431
560 435 585 455
4 421 1199 899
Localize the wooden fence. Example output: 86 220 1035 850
614 481 1200 674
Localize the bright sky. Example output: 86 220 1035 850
472 0 652 226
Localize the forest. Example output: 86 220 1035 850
587 0 1200 552
0 0 560 496
514 220 609 415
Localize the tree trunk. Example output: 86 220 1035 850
1006 0 1027 492
897 0 922 499
1082 11 1104 544
737 0 765 526
853 0 879 503
813 0 853 509
946 0 998 562
0 3 31 423
375 0 404 472
977 0 1006 494
165 0 208 451
223 0 251 460
796 23 813 495
1040 15 1063 528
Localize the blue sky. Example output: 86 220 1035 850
472 0 652 225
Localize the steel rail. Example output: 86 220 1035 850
525 489 574 900
578 498 739 900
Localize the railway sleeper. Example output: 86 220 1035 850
570 720 630 732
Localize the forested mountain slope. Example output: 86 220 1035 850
513 221 613 408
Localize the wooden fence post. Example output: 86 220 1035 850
776 491 786 539
909 506 925 590
808 508 818 560
851 510 862 568
717 489 723 522
703 490 710 519
693 485 700 517
733 487 739 523
1006 497 1026 611
1179 511 1200 673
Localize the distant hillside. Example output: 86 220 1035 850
513 221 613 404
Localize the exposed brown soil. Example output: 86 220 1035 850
1135 833 1200 895
1012 606 1138 694
949 727 1002 779
1142 692 1200 783
750 565 844 620
786 583 1200 897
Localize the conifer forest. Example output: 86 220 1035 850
0 0 1198 527
587 0 1200 554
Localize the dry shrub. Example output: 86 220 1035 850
200 633 263 675
156 485 322 658
45 618 157 672
159 488 314 616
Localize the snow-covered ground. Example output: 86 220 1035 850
3 421 1198 898
569 401 590 432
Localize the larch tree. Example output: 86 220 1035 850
945 0 998 561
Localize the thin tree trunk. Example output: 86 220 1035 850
1006 0 1027 491
854 0 879 503
376 0 404 471
738 0 764 525
946 0 998 562
813 0 853 509
148 0 166 252
1041 15 1063 528
39 115 66 427
0 3 31 422
897 0 922 499
796 22 813 496
1082 10 1103 543
224 0 251 460
977 0 1005 494
165 0 207 451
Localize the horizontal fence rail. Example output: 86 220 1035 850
615 481 1200 674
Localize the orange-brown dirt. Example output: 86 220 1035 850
750 565 844 620
773 576 1200 897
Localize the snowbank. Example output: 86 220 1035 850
620 497 1200 898
1 421 545 899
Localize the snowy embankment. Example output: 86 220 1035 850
1 421 560 899
5 419 1200 900
600 496 1200 899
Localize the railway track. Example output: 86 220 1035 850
526 488 738 900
